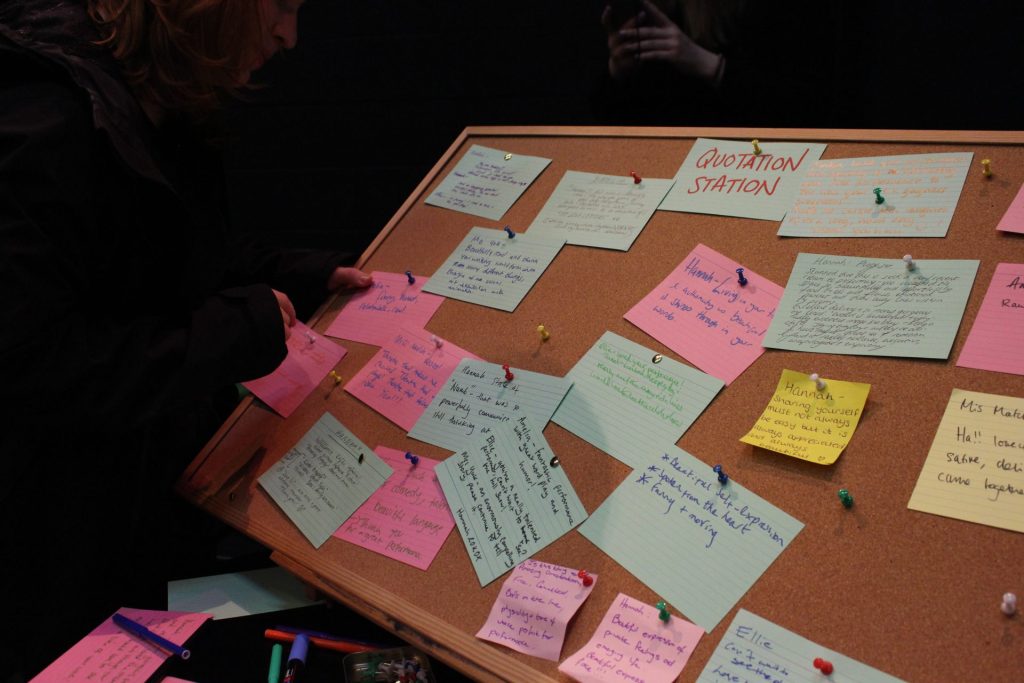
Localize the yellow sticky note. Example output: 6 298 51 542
908 389 1024 532
739 369 870 464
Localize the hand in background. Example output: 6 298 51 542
327 266 373 292
603 0 722 83
272 288 296 341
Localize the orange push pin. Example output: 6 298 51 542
982 158 992 178
752 139 762 156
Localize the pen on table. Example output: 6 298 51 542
283 633 309 683
264 628 376 654
268 642 283 683
272 624 386 649
111 612 191 660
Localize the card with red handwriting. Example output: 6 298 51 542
477 559 596 661
660 138 825 221
625 243 783 384
32 608 210 682
333 446 455 570
997 183 1024 233
558 593 703 683
325 271 444 347
345 327 479 431
779 152 972 237
957 263 1024 375
243 321 346 418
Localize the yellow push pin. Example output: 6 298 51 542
328 370 343 385
504 153 512 161
982 158 992 178
537 324 550 341
751 139 762 156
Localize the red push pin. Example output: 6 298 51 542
578 570 593 587
630 170 642 184
813 658 834 675
502 364 514 381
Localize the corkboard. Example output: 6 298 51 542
179 127 1024 682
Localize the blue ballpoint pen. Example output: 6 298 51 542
111 612 191 660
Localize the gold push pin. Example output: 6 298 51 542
504 153 512 160
981 158 992 178
751 139 762 156
328 370 343 385
537 324 550 341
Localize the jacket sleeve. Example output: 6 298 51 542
223 239 356 322
0 78 288 431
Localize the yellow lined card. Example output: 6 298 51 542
908 389 1024 533
739 369 870 465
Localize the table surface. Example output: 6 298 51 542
178 126 1024 683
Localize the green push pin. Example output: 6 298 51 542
873 187 885 205
838 488 854 508
656 600 670 622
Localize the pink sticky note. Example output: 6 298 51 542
333 446 455 570
957 263 1024 374
997 184 1024 233
242 321 346 418
558 593 703 683
624 243 783 384
325 271 445 346
31 608 210 682
476 559 595 661
345 327 479 431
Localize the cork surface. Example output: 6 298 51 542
183 128 1024 682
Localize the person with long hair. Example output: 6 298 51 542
0 1 369 678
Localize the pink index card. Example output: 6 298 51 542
31 608 210 682
242 320 346 418
345 326 479 431
997 183 1024 233
476 559 596 661
957 263 1024 375
624 243 783 384
558 593 703 683
332 446 455 570
325 271 445 346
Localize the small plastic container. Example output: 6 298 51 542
342 646 437 683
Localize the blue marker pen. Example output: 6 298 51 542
111 612 190 659
283 633 309 683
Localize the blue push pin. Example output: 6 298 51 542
736 268 748 287
503 225 515 239
405 270 415 285
713 464 728 485
405 451 419 466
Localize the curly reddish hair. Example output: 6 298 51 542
88 0 265 115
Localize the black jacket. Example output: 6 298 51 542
0 2 349 673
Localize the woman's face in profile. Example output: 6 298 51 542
242 0 303 83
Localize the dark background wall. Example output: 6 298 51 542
222 2 1024 261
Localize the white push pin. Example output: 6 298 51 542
903 254 915 270
430 334 443 349
810 373 826 391
1002 592 1017 616
304 331 316 345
